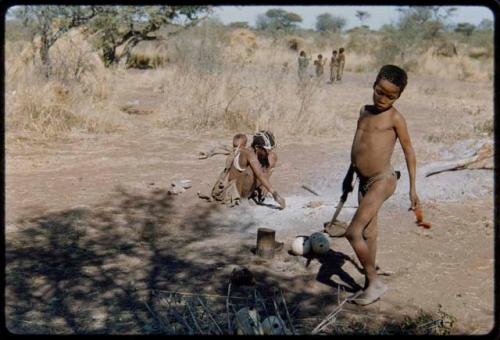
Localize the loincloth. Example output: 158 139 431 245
356 166 401 195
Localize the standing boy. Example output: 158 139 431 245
336 47 346 81
329 50 339 84
314 54 326 78
297 50 311 82
340 65 420 305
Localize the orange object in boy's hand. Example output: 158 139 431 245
414 207 423 223
413 207 431 229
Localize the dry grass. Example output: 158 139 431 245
4 25 493 142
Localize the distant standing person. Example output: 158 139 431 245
329 50 339 84
336 47 346 81
314 54 326 78
297 50 311 82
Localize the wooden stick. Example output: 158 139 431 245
311 291 362 334
144 301 172 334
301 185 320 196
154 289 248 300
256 289 269 316
164 295 194 334
170 308 194 334
279 289 296 335
226 283 232 335
272 295 288 334
186 299 204 334
197 296 223 335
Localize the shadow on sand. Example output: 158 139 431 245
6 186 428 334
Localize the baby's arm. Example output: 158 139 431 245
393 112 420 210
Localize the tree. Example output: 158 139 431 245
478 18 493 31
228 21 249 29
395 6 457 46
13 6 102 78
315 13 346 33
255 8 302 31
85 6 211 67
355 10 370 26
12 5 211 73
454 22 476 36
376 6 457 65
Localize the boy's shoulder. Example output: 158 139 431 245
390 106 403 118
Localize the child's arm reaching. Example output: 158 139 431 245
393 112 420 210
248 152 286 209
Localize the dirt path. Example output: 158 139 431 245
5 72 494 334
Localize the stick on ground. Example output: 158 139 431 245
311 290 362 334
280 289 296 335
226 283 232 334
301 185 320 196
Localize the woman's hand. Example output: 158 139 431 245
272 191 286 209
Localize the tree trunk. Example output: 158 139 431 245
256 228 276 259
39 34 51 79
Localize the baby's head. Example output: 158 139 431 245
299 50 306 57
372 65 407 110
232 133 247 149
318 54 323 59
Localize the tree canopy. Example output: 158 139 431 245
256 8 302 31
12 5 211 72
315 13 346 33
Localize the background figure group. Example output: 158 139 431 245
298 48 346 84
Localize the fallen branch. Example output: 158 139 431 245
164 295 194 334
280 289 296 335
197 296 223 335
255 289 269 316
311 290 362 334
186 299 204 334
144 301 172 334
154 289 248 300
301 185 320 196
425 142 493 177
272 295 288 334
226 283 232 334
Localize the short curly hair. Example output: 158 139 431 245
374 64 408 94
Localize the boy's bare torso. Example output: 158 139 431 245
351 105 398 178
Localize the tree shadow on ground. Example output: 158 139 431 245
6 185 451 334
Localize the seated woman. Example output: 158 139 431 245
212 130 286 209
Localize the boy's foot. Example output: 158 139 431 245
348 279 388 306
323 220 348 237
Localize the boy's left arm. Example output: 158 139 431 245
393 112 420 210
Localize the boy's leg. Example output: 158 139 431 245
359 190 379 282
345 176 396 305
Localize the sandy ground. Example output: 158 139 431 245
5 72 494 334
